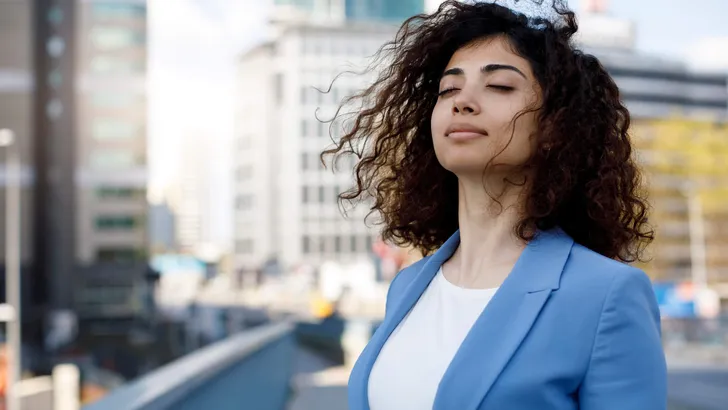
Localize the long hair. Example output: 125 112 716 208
321 0 654 262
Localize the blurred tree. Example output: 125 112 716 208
632 117 728 284
636 118 728 210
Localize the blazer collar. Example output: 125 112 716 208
352 227 575 410
412 226 572 292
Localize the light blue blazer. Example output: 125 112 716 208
348 228 667 410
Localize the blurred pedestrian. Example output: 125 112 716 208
323 1 667 409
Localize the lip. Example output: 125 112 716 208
445 123 488 140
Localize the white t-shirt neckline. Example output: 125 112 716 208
437 267 499 297
368 267 499 410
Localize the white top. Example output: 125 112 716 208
368 268 499 410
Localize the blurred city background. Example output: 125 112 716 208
0 0 726 409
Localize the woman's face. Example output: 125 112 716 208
431 36 542 178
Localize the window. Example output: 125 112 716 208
96 187 142 199
274 73 284 104
318 121 325 138
91 94 137 109
46 36 65 58
319 186 325 203
302 236 311 254
92 119 137 140
92 3 146 18
350 235 357 253
302 186 308 204
301 153 308 171
48 69 63 88
333 88 340 104
90 56 144 74
95 215 139 230
236 195 253 210
90 151 136 169
335 236 342 253
97 248 140 262
236 239 253 254
301 120 308 137
47 6 64 26
91 27 145 49
237 166 253 181
333 185 340 202
319 237 326 253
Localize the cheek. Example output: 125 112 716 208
430 102 449 137
501 113 538 160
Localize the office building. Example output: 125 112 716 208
234 20 399 270
0 0 152 367
165 131 212 254
345 0 424 21
577 1 728 288
237 1 727 288
272 0 424 23
0 1 35 284
149 200 176 253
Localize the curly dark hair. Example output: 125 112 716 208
321 0 653 262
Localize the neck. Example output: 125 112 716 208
451 175 528 284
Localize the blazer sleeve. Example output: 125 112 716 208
578 268 668 410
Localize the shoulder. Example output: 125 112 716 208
553 243 659 331
564 243 653 291
559 243 660 331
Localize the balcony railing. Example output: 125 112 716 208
84 321 295 410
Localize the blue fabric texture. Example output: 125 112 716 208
348 228 667 410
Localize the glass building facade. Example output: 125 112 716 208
345 0 425 22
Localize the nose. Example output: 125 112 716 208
452 91 481 115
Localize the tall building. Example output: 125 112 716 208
272 0 345 24
345 0 424 21
0 0 35 282
272 0 424 23
234 21 398 270
576 1 728 291
75 1 148 266
148 200 176 253
165 131 213 254
0 0 152 371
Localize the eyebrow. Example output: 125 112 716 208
441 64 527 79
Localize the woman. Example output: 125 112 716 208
322 1 667 409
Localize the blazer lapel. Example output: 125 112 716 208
434 228 574 410
349 231 461 410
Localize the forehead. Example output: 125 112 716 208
445 36 532 74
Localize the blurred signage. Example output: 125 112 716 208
653 282 696 318
151 254 206 276
653 281 721 319
695 288 721 319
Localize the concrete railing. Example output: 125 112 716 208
15 376 54 410
84 322 295 410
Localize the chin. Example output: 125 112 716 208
436 154 491 176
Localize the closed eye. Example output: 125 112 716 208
438 87 458 97
488 85 514 92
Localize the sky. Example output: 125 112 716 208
148 0 728 248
